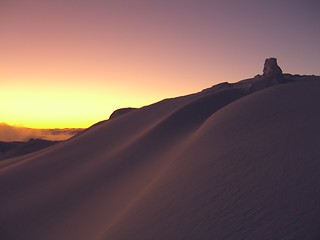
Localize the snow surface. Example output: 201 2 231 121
1 76 320 239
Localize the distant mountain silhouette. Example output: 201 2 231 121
0 139 59 160
0 123 83 142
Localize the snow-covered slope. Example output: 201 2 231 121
1 75 320 239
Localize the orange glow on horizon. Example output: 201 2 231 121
2 1 319 129
1 73 207 129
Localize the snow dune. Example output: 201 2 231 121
1 75 320 239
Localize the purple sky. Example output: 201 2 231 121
1 0 320 127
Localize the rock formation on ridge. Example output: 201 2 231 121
109 107 137 120
263 58 283 77
247 58 288 93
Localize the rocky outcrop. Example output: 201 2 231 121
245 58 289 93
109 107 136 120
263 58 283 77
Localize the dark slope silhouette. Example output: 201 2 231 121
0 139 59 160
1 70 320 239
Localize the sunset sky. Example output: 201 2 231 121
1 0 320 129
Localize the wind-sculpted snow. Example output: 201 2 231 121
1 76 320 239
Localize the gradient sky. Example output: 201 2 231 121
1 0 320 128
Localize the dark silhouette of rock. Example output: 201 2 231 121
246 58 290 93
261 57 287 85
109 107 137 120
263 58 283 77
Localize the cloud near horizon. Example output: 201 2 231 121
0 123 82 142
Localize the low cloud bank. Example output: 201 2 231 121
0 123 82 142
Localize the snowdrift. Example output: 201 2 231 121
1 76 320 239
